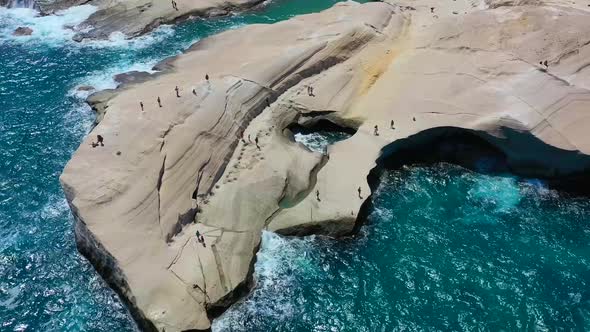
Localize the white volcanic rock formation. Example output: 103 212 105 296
62 0 590 331
61 2 399 331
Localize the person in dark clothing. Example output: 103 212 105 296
205 74 209 81
97 135 104 147
140 101 144 111
255 136 260 150
358 186 362 199
316 190 320 202
192 89 197 96
544 60 548 67
390 120 394 129
175 86 180 98
374 125 379 136
157 96 162 107
413 117 416 121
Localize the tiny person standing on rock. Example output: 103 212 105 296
157 96 162 107
97 134 104 147
175 86 180 98
140 101 144 112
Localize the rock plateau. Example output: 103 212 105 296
61 0 590 331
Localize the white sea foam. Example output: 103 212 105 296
294 132 328 153
468 175 521 213
0 5 175 48
0 5 97 44
81 25 175 49
69 58 161 100
212 231 317 331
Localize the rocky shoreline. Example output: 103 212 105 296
61 0 590 331
4 0 268 41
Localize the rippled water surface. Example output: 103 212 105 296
216 163 590 331
0 0 368 330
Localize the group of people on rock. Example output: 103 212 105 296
315 186 364 203
373 117 415 136
138 74 209 112
240 131 261 150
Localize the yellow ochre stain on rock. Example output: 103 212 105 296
356 15 412 97
357 46 402 96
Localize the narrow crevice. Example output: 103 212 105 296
157 156 167 240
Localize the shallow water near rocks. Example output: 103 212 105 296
215 163 590 331
0 0 368 330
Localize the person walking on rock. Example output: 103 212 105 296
374 125 379 136
157 96 162 108
390 120 394 129
205 74 209 81
316 190 320 202
255 136 260 150
358 186 362 199
97 134 104 147
140 101 144 112
175 86 180 98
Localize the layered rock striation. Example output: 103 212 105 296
61 0 590 331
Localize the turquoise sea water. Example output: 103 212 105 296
1 1 589 331
215 163 590 331
0 1 367 330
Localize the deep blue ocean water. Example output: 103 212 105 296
1 1 589 331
